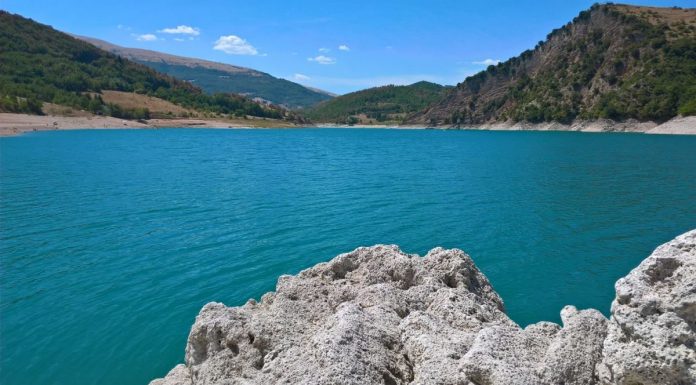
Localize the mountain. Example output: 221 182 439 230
77 36 334 109
407 4 696 126
0 11 292 121
306 81 450 124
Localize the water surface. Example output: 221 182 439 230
1 128 695 385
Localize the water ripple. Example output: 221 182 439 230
1 128 695 385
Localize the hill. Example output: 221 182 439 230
306 81 450 124
0 11 294 121
77 36 334 109
406 4 696 126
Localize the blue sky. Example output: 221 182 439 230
2 0 694 94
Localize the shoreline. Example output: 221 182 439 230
2 113 694 136
320 116 696 135
0 113 299 137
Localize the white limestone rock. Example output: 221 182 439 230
149 364 192 385
597 230 696 385
178 245 512 385
150 230 695 385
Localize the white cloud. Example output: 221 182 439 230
158 25 200 36
293 73 311 81
135 34 158 41
213 35 258 55
318 47 331 53
308 55 336 65
473 58 500 66
338 44 350 51
174 38 186 42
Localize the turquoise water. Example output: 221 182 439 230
1 128 695 385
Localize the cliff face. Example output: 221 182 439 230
406 4 696 126
152 230 696 385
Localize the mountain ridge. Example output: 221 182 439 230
74 35 259 74
76 35 334 109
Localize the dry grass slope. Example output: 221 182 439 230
99 91 195 118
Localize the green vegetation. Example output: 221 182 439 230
678 98 696 116
140 61 333 109
306 81 449 124
104 103 151 120
417 4 696 125
588 21 696 122
583 5 695 121
0 95 44 114
0 11 289 120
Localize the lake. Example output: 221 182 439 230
1 128 695 385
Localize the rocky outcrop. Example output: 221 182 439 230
597 230 696 385
151 230 695 385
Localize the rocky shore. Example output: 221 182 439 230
151 230 695 385
318 116 696 134
3 113 694 137
463 116 696 135
403 116 694 134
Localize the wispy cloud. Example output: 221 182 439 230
135 34 158 42
308 55 336 65
338 44 350 51
214 35 258 55
158 25 200 36
473 58 500 66
293 73 311 81
318 47 331 53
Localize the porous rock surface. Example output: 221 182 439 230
597 230 696 385
152 230 696 385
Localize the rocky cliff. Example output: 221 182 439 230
151 230 695 385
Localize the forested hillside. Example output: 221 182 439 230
306 81 449 124
0 11 290 120
407 4 696 126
